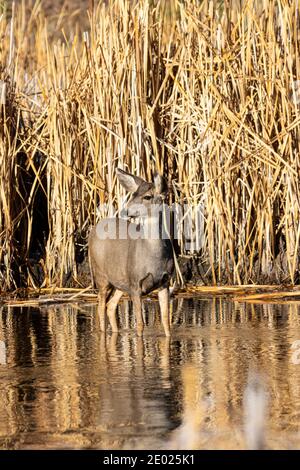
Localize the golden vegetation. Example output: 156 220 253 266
0 0 300 291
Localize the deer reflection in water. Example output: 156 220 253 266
0 298 300 449
0 300 176 449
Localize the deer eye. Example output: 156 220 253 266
143 195 152 200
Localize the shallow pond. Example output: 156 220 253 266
0 297 300 449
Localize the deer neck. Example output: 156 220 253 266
140 211 169 242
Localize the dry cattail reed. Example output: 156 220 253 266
0 0 299 291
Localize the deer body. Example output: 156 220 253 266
88 169 174 336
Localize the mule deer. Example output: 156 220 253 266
88 168 174 336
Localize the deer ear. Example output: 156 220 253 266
116 168 145 193
154 173 168 194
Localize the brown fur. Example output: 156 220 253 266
89 168 174 336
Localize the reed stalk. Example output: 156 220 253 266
0 0 299 290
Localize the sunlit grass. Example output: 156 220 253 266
0 0 299 290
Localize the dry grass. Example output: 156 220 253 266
0 0 300 291
2 284 300 307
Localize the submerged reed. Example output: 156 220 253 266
0 0 299 290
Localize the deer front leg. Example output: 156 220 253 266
97 288 107 333
158 287 171 337
107 289 123 333
132 293 144 336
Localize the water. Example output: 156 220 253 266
0 297 300 449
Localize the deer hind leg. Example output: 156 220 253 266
132 293 144 336
158 287 171 337
107 289 123 333
97 291 106 333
